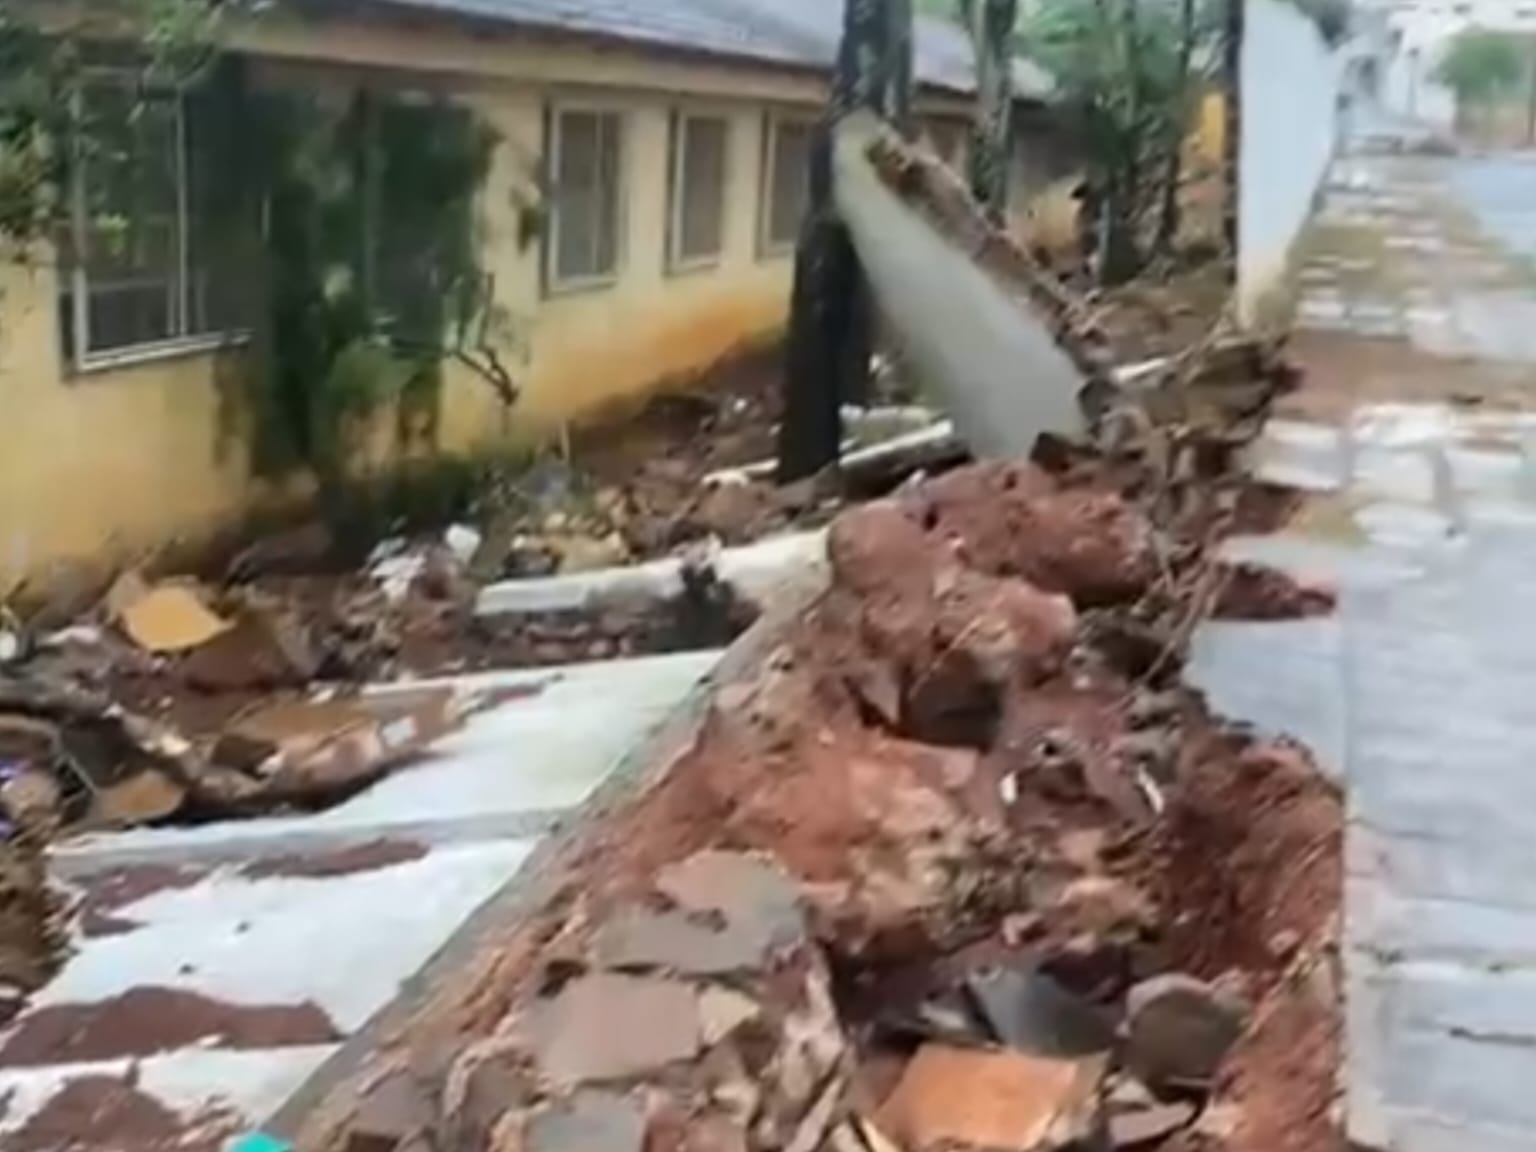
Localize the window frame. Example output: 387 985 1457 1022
544 101 627 296
666 109 731 275
61 70 246 375
758 110 815 259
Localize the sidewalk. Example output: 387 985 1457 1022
1194 151 1536 1151
0 652 725 1148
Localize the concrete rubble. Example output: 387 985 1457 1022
286 404 1345 1152
0 133 1350 1152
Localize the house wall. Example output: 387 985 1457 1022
0 264 253 586
0 17 834 590
1238 0 1344 327
0 8 1052 591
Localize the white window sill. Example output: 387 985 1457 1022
544 273 620 299
666 253 724 278
71 330 249 377
758 241 796 261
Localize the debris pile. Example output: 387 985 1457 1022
305 444 1344 1152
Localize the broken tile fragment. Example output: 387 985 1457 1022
1107 1102 1197 1149
875 1043 1106 1152
527 1091 646 1152
962 966 1116 1058
530 974 700 1088
654 851 805 955
591 904 768 976
698 986 763 1046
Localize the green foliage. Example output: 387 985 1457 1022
0 2 517 521
1434 27 1525 107
0 0 222 247
1023 0 1218 280
228 81 511 500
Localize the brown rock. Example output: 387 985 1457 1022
347 1072 432 1152
529 974 701 1088
686 482 785 546
181 605 318 691
905 571 1076 744
88 769 186 829
827 501 936 598
1124 974 1246 1090
875 1044 1107 1152
900 463 1156 606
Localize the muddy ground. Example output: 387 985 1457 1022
271 431 1344 1152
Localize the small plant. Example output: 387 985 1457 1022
1434 27 1525 127
1023 0 1221 283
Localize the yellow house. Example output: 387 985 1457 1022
0 0 1058 591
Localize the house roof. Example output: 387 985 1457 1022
344 0 1056 100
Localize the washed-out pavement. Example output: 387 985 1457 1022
0 649 727 1146
1191 146 1536 1150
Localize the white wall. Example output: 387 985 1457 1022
1239 0 1346 326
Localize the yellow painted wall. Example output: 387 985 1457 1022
1 19 829 590
0 262 255 590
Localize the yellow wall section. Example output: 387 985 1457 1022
1 35 806 590
0 263 253 587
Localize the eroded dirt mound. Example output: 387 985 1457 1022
289 453 1343 1152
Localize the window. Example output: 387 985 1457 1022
548 107 624 289
762 114 813 253
668 113 729 270
59 79 242 368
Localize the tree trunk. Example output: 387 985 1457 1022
968 0 1018 223
1099 0 1143 284
777 0 888 481
884 0 916 137
1156 0 1196 255
1525 45 1536 145
1222 0 1244 284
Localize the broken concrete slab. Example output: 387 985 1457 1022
475 532 828 618
208 689 459 807
833 114 1088 460
528 974 701 1088
874 1043 1107 1152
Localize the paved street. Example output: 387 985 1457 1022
1192 148 1536 1151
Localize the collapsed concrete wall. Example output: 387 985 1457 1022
1238 0 1345 327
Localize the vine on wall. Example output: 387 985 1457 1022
207 63 523 512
